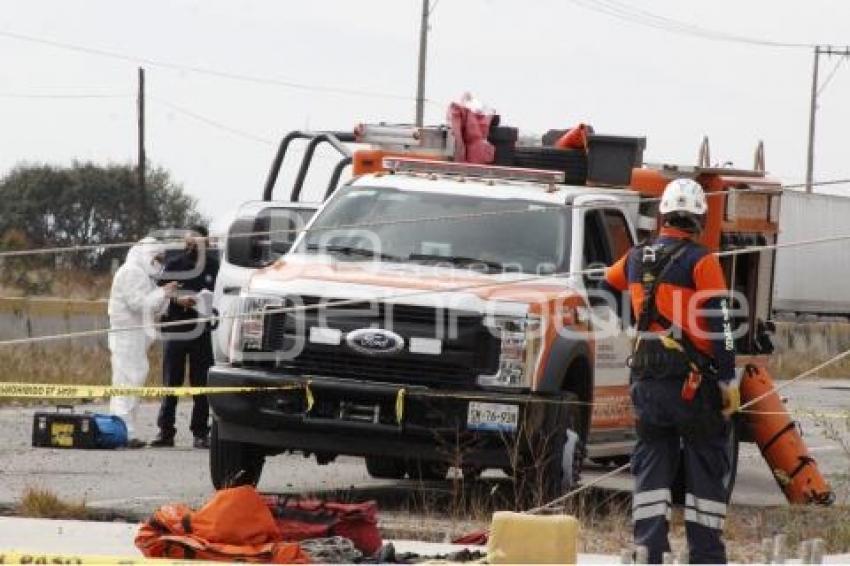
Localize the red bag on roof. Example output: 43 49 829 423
265 496 383 557
448 92 495 164
136 486 310 564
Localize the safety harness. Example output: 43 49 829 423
628 239 715 381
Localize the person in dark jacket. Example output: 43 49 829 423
602 179 738 564
150 226 219 449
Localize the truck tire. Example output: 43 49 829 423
513 393 584 506
210 420 266 489
406 459 449 481
365 456 406 479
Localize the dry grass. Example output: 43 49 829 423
770 322 850 379
724 505 850 559
17 487 90 520
384 490 850 561
0 344 162 404
0 268 112 300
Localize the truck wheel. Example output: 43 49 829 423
210 420 266 489
406 459 449 481
365 456 406 480
514 393 585 506
461 466 483 482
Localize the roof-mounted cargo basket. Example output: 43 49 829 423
354 123 455 156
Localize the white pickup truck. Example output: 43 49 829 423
208 129 750 502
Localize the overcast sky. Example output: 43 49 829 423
1 0 848 231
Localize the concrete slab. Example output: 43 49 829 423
0 517 139 556
0 516 615 563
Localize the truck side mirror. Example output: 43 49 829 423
226 215 264 268
226 206 317 268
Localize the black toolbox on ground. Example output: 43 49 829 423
32 405 100 449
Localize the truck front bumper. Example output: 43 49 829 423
208 365 564 468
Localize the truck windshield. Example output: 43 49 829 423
297 185 569 274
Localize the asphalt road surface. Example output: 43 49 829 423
1 379 848 517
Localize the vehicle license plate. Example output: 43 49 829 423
467 402 519 432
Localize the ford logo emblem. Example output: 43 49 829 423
346 328 405 356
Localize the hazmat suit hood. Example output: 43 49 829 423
125 236 166 278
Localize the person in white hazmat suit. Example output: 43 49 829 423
108 237 178 447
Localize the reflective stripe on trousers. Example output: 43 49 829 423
685 493 726 530
632 488 672 522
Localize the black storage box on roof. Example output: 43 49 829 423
512 146 587 185
488 120 519 166
586 134 646 186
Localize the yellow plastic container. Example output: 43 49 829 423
486 511 579 564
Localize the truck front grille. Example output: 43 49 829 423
256 295 499 387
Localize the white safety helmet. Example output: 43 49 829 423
659 178 708 216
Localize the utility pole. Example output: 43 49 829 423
137 66 146 234
415 0 429 127
805 47 820 194
805 46 850 193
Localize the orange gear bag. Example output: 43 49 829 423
741 365 834 505
136 485 311 563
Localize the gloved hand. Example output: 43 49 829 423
718 370 742 418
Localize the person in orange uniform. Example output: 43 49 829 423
601 178 739 564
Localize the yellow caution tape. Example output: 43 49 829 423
0 382 300 399
0 549 218 564
0 380 620 408
395 388 406 425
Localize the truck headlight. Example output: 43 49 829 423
478 315 543 388
230 294 282 360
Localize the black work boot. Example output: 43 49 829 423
149 431 175 447
193 436 210 449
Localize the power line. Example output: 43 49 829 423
568 0 816 49
0 28 425 103
582 0 816 48
151 97 275 146
0 92 128 99
0 88 323 149
150 98 348 163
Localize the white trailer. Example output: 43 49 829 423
774 190 850 317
